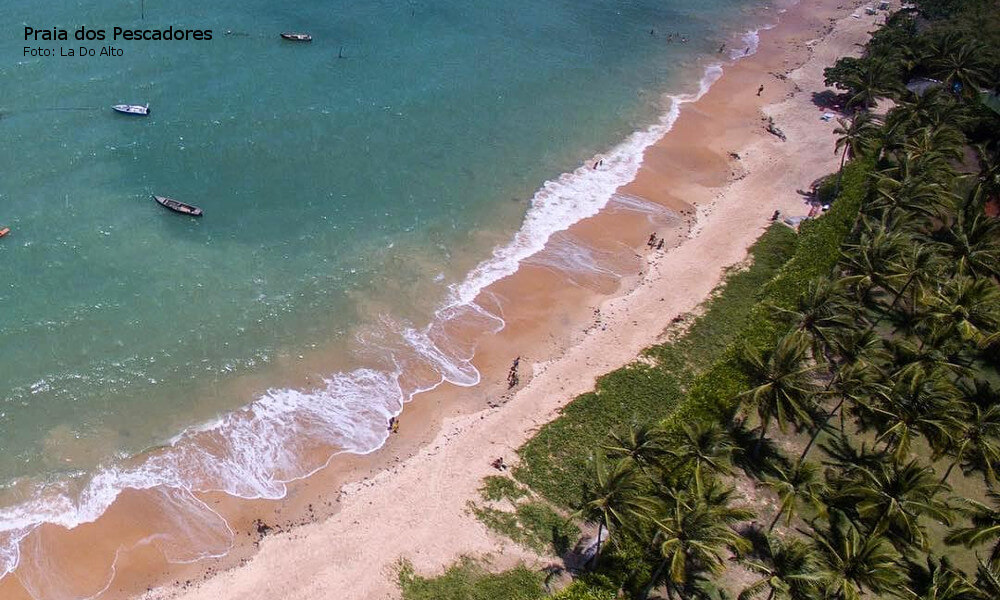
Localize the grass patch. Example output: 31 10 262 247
480 476 529 502
513 223 799 509
471 499 580 555
398 557 546 600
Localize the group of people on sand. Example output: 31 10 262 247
507 356 520 389
646 232 665 251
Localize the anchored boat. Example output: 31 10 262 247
154 195 203 217
0 227 9 238
280 32 312 42
112 104 150 116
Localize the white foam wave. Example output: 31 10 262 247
449 64 723 307
728 23 776 61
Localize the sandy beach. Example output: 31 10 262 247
106 1 877 599
0 1 880 598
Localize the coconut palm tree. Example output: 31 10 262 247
833 114 881 194
809 511 902 600
926 276 1000 346
860 369 958 462
931 212 1000 281
934 389 1000 488
763 461 827 532
902 125 967 164
604 422 671 478
739 535 823 600
661 422 735 495
896 555 980 600
575 453 655 566
841 57 900 110
831 458 953 553
775 277 855 363
945 490 1000 564
644 486 752 599
736 331 820 457
926 35 992 98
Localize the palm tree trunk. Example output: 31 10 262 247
768 504 786 532
938 460 958 488
755 417 769 459
834 146 849 197
590 521 605 569
642 557 670 600
796 397 845 467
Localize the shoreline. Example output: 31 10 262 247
0 1 878 597
140 1 873 598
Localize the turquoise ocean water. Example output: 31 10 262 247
0 0 777 590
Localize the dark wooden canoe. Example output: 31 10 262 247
154 195 203 217
280 32 312 42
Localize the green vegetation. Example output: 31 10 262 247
398 557 546 600
481 475 530 502
514 224 798 507
400 1 1000 598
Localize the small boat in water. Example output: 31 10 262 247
154 195 203 217
112 104 150 116
280 32 312 42
0 227 9 238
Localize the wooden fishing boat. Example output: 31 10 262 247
280 32 312 42
0 227 9 238
153 195 203 217
112 104 149 116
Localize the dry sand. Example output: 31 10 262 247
126 2 879 599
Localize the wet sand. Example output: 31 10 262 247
0 1 879 598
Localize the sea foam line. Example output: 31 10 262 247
0 62 728 595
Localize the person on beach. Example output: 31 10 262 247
757 84 764 96
647 232 657 248
744 46 750 55
656 239 664 250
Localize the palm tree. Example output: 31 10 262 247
604 422 671 478
775 277 855 363
662 422 735 495
739 535 823 600
737 331 820 457
945 490 1000 564
861 369 958 462
833 114 880 194
926 35 992 98
926 276 1000 346
763 460 826 532
902 125 966 164
831 458 953 553
896 555 980 600
575 454 654 566
644 486 752 599
934 388 1000 488
809 511 902 600
842 57 899 110
871 164 955 223
931 212 1000 281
